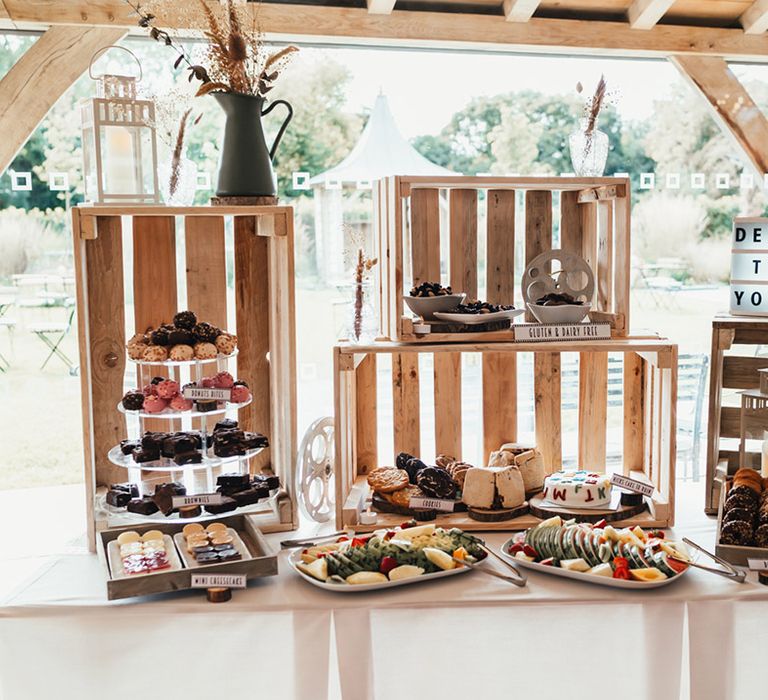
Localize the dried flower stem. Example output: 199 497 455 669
169 108 191 197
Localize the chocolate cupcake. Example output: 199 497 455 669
193 322 221 344
121 390 145 411
173 310 197 329
723 507 755 525
416 466 457 499
720 520 753 546
168 328 195 346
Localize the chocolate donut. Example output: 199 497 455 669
725 492 758 513
416 466 457 499
755 524 768 548
720 520 753 546
723 507 755 526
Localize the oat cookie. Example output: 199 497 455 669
367 467 409 493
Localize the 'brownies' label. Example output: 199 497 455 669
172 493 224 507
191 574 247 588
182 387 232 401
610 474 654 497
408 496 455 512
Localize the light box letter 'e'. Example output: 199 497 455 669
731 218 768 317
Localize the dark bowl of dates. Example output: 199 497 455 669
404 282 466 320
528 293 590 324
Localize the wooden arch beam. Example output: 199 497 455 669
0 25 126 175
671 54 768 177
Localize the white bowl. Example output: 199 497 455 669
527 302 591 324
403 293 466 320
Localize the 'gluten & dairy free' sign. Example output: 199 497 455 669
731 219 768 317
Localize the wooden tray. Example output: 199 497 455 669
97 513 277 600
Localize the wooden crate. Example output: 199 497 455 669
334 337 677 532
705 313 768 513
374 175 631 342
715 478 767 566
72 205 297 549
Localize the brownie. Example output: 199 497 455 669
213 429 243 445
214 419 238 433
195 400 218 413
217 473 251 490
110 482 140 498
242 432 269 450
120 439 141 456
253 474 280 490
141 431 168 451
126 497 159 516
203 496 237 515
131 447 160 464
152 482 187 515
214 443 246 458
163 434 197 456
106 489 132 508
720 520 753 546
233 487 269 507
173 451 202 466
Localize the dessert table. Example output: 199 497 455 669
1 500 766 700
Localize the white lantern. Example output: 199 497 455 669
80 46 159 205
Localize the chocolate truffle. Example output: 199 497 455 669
173 310 197 329
193 322 221 344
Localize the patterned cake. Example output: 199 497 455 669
541 470 612 509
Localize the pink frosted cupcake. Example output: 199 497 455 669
169 394 193 412
200 376 216 389
156 379 180 399
143 395 169 414
213 371 234 389
230 385 251 404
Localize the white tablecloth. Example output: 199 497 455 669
2 513 767 700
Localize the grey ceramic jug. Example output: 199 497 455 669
213 92 293 198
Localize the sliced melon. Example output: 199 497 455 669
388 565 425 581
297 557 329 582
424 547 457 570
346 571 388 585
629 567 667 582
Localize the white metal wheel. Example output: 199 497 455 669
296 417 335 523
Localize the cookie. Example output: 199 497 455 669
447 462 472 488
723 507 755 525
755 524 768 548
725 492 758 512
435 454 457 469
417 466 457 499
383 484 425 508
367 467 410 493
720 520 753 546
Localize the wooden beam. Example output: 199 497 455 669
6 2 768 60
0 25 126 175
741 0 768 35
627 0 675 30
503 0 541 23
367 0 397 15
671 55 768 177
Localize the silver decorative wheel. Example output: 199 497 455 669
296 417 335 523
521 249 595 305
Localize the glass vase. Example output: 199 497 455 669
347 283 378 344
569 119 609 177
159 156 198 206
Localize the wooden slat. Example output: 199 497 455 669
705 326 729 511
578 353 608 470
184 216 227 328
486 189 516 305
434 353 462 459
374 179 390 338
596 200 613 312
628 0 675 29
75 214 126 546
559 190 583 254
389 177 406 339
449 189 478 298
720 406 743 439
613 187 631 335
410 188 441 288
534 352 562 471
235 216 271 471
722 355 768 389
355 354 378 474
482 352 517 460
672 55 768 177
740 0 768 34
504 0 541 22
524 190 553 321
392 353 421 456
0 25 126 173
623 353 645 474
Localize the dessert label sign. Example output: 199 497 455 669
409 496 456 512
610 474 654 497
513 323 611 342
172 493 224 507
747 559 768 571
182 387 231 401
730 219 768 317
191 574 247 589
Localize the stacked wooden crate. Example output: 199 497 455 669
334 176 678 532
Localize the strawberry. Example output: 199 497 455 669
379 556 398 575
540 557 555 566
522 544 538 559
509 543 524 554
593 519 607 529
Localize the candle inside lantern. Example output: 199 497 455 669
104 125 136 194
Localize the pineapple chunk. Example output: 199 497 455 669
632 526 648 542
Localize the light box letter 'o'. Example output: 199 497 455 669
731 218 768 317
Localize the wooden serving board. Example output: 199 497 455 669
528 493 647 523
415 319 511 335
468 502 529 522
371 493 468 517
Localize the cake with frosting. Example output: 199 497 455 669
541 470 612 509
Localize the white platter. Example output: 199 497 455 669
127 347 238 367
117 397 251 420
173 528 252 568
499 537 688 589
433 308 525 325
107 444 264 472
107 534 184 580
288 548 474 592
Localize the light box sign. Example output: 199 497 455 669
731 219 768 317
